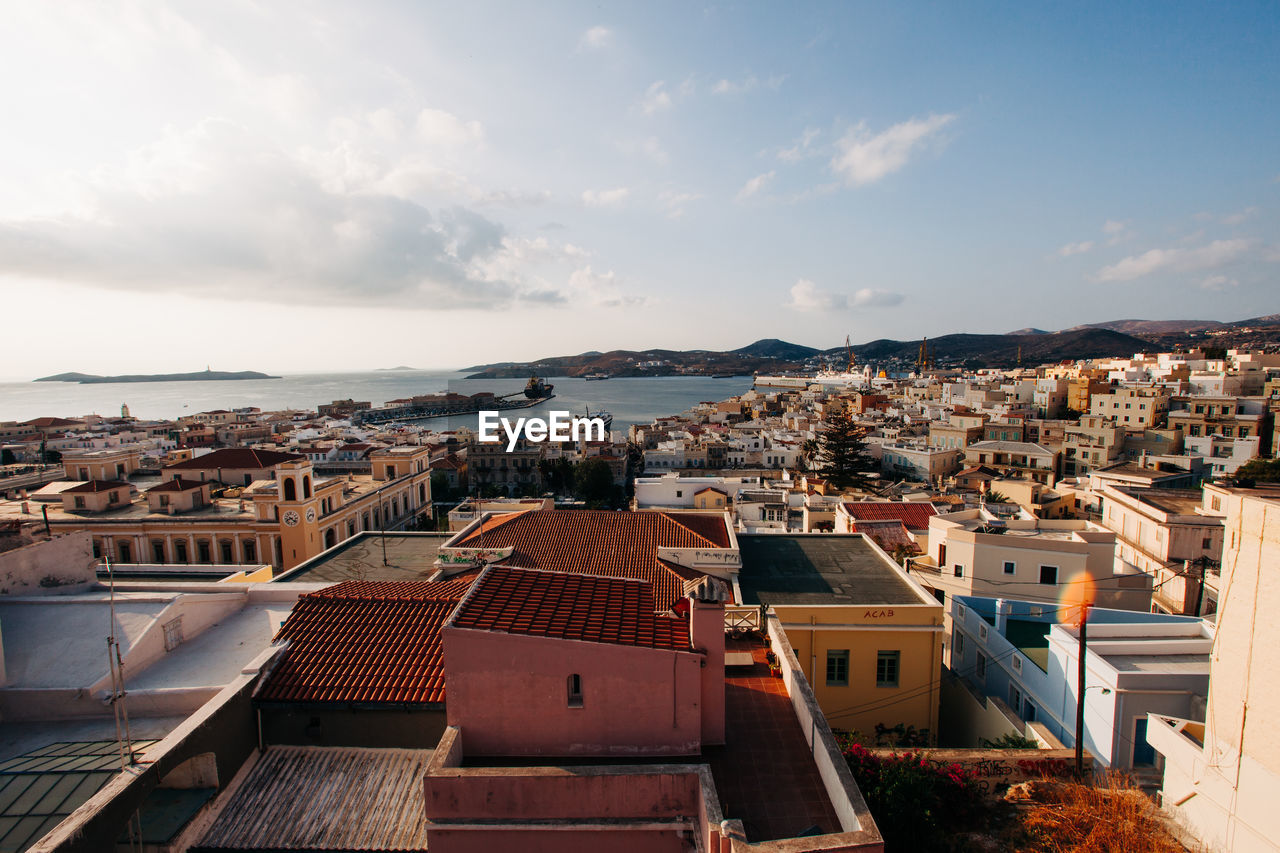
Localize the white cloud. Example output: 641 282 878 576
640 81 672 115
577 25 613 50
1094 238 1253 282
567 265 644 307
785 279 904 311
581 187 630 207
618 136 669 166
0 119 570 309
1201 274 1238 291
415 108 484 149
1058 240 1094 257
712 75 757 95
735 171 775 202
658 189 702 219
778 127 821 163
1222 206 1258 225
830 113 956 186
1102 219 1128 235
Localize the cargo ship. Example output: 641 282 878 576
354 377 555 426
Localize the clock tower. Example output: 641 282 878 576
275 459 321 570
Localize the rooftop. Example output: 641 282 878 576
450 566 692 651
258 577 476 705
450 509 733 610
840 501 937 530
163 447 303 470
195 746 431 851
275 532 452 583
737 534 924 607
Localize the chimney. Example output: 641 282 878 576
686 577 727 747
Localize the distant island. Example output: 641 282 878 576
34 369 280 384
375 366 419 371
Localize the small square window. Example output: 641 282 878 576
1003 561 1016 575
876 651 900 688
1039 565 1058 585
953 564 965 578
979 623 988 641
826 650 850 687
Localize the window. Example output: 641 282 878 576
675 490 682 498
1008 684 1022 713
151 541 165 563
953 564 965 578
302 475 312 498
975 652 987 680
1039 565 1058 585
567 673 583 708
175 540 188 563
220 540 234 563
1024 701 1037 723
1013 655 1023 673
953 630 965 659
197 540 211 563
1003 560 1016 575
1202 537 1212 549
932 588 945 605
74 496 86 509
876 651 900 688
386 465 397 480
1211 496 1222 511
162 617 184 652
243 540 256 563
979 623 988 641
826 650 850 686
118 541 131 563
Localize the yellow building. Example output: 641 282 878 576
1 446 432 572
737 533 944 741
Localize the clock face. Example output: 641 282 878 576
282 510 301 527
305 507 317 523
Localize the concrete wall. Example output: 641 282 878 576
0 532 96 596
938 670 1025 747
443 628 705 757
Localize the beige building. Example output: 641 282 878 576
1099 485 1223 616
1148 484 1280 852
1089 386 1170 431
910 509 1152 647
62 448 142 482
1061 415 1125 478
963 440 1059 485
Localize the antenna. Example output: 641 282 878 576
105 556 136 769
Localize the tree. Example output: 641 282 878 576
800 438 821 472
574 459 617 507
817 409 877 489
984 491 1011 504
1233 457 1280 483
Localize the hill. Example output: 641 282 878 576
35 370 280 384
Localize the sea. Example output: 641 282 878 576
0 371 755 431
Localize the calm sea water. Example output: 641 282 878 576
0 371 753 430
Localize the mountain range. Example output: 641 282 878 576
464 314 1280 378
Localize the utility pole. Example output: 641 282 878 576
1075 602 1089 777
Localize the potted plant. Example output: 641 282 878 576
768 662 782 678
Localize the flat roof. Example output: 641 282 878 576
737 534 922 606
275 532 450 584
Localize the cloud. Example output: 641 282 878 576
1222 206 1258 225
0 119 568 309
618 136 669 165
830 113 956 186
1102 219 1128 235
567 265 644 307
581 187 630 207
735 171 775 202
658 189 702 219
640 80 672 115
712 75 757 95
577 25 613 50
415 108 484 149
785 279 904 311
1058 240 1094 257
1201 274 1238 291
1094 238 1253 282
778 127 821 163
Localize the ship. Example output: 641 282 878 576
583 372 611 381
525 374 555 399
584 407 613 434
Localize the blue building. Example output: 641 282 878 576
949 595 1210 769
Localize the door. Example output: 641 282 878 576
1133 718 1155 766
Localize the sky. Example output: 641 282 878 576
0 1 1277 378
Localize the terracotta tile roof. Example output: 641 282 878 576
146 478 207 493
453 509 733 610
164 447 303 471
258 578 476 705
850 520 920 555
21 417 84 427
62 479 130 494
450 566 692 651
841 501 937 530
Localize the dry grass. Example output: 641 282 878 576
1008 774 1186 853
